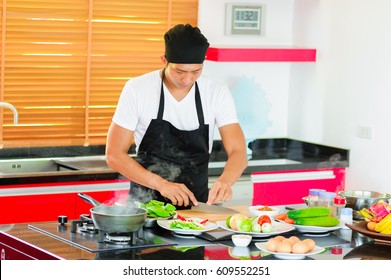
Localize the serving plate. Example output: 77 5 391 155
216 220 295 238
157 218 219 236
345 221 391 242
255 242 325 260
144 212 177 227
280 220 343 234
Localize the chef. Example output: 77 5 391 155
106 23 247 208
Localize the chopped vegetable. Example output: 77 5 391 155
139 200 176 218
275 213 287 221
169 220 204 230
284 217 295 224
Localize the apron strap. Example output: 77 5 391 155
194 82 205 127
157 69 165 120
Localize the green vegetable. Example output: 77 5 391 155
238 218 252 232
287 206 331 219
251 223 261 233
139 200 176 218
261 222 272 233
294 216 340 227
169 221 203 230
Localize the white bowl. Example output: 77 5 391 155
248 205 280 219
231 234 252 247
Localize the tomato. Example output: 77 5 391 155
257 215 272 226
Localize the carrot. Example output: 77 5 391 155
284 217 295 224
275 213 287 221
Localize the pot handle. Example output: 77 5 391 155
78 193 101 207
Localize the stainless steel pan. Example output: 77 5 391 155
78 193 147 233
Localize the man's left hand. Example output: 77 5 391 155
206 179 232 205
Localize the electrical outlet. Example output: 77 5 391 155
357 126 372 139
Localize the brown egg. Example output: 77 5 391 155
273 235 286 242
303 239 316 251
292 241 309 254
288 236 300 245
265 239 280 252
276 240 292 253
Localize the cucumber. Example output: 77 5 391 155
294 216 340 227
287 206 331 219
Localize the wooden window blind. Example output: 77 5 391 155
0 0 198 148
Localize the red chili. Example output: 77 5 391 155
177 214 187 221
200 219 208 225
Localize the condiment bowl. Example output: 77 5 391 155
231 234 252 247
248 205 280 219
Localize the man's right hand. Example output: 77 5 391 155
157 181 198 207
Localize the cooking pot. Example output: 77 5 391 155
78 193 147 233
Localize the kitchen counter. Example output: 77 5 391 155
0 138 349 185
1 205 389 260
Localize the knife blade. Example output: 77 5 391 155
192 202 239 214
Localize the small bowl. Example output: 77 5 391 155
248 205 280 219
232 234 252 247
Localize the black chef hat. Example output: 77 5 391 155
164 24 209 64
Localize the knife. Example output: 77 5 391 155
192 202 239 214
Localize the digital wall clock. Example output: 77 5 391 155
226 3 265 35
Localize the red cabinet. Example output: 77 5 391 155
0 180 130 224
251 168 346 206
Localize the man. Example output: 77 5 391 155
106 24 247 208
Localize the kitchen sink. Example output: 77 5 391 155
0 158 62 174
55 156 112 171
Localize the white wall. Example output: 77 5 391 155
290 0 391 195
199 0 296 142
200 0 391 195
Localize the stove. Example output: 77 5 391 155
27 215 177 253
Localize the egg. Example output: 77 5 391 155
273 235 286 242
303 238 316 251
276 240 292 253
265 238 280 252
292 241 309 254
287 236 300 246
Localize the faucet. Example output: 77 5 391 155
0 102 18 124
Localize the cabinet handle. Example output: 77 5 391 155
251 170 335 183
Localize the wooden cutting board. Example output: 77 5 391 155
177 205 249 222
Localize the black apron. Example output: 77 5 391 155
129 69 210 207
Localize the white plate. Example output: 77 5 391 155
144 213 176 227
290 220 343 233
157 218 218 236
255 242 325 260
216 220 295 238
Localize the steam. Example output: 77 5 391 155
104 145 199 206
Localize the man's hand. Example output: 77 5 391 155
157 181 198 207
206 179 232 205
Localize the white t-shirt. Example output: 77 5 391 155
112 70 239 153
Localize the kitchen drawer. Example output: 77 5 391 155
0 179 130 224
